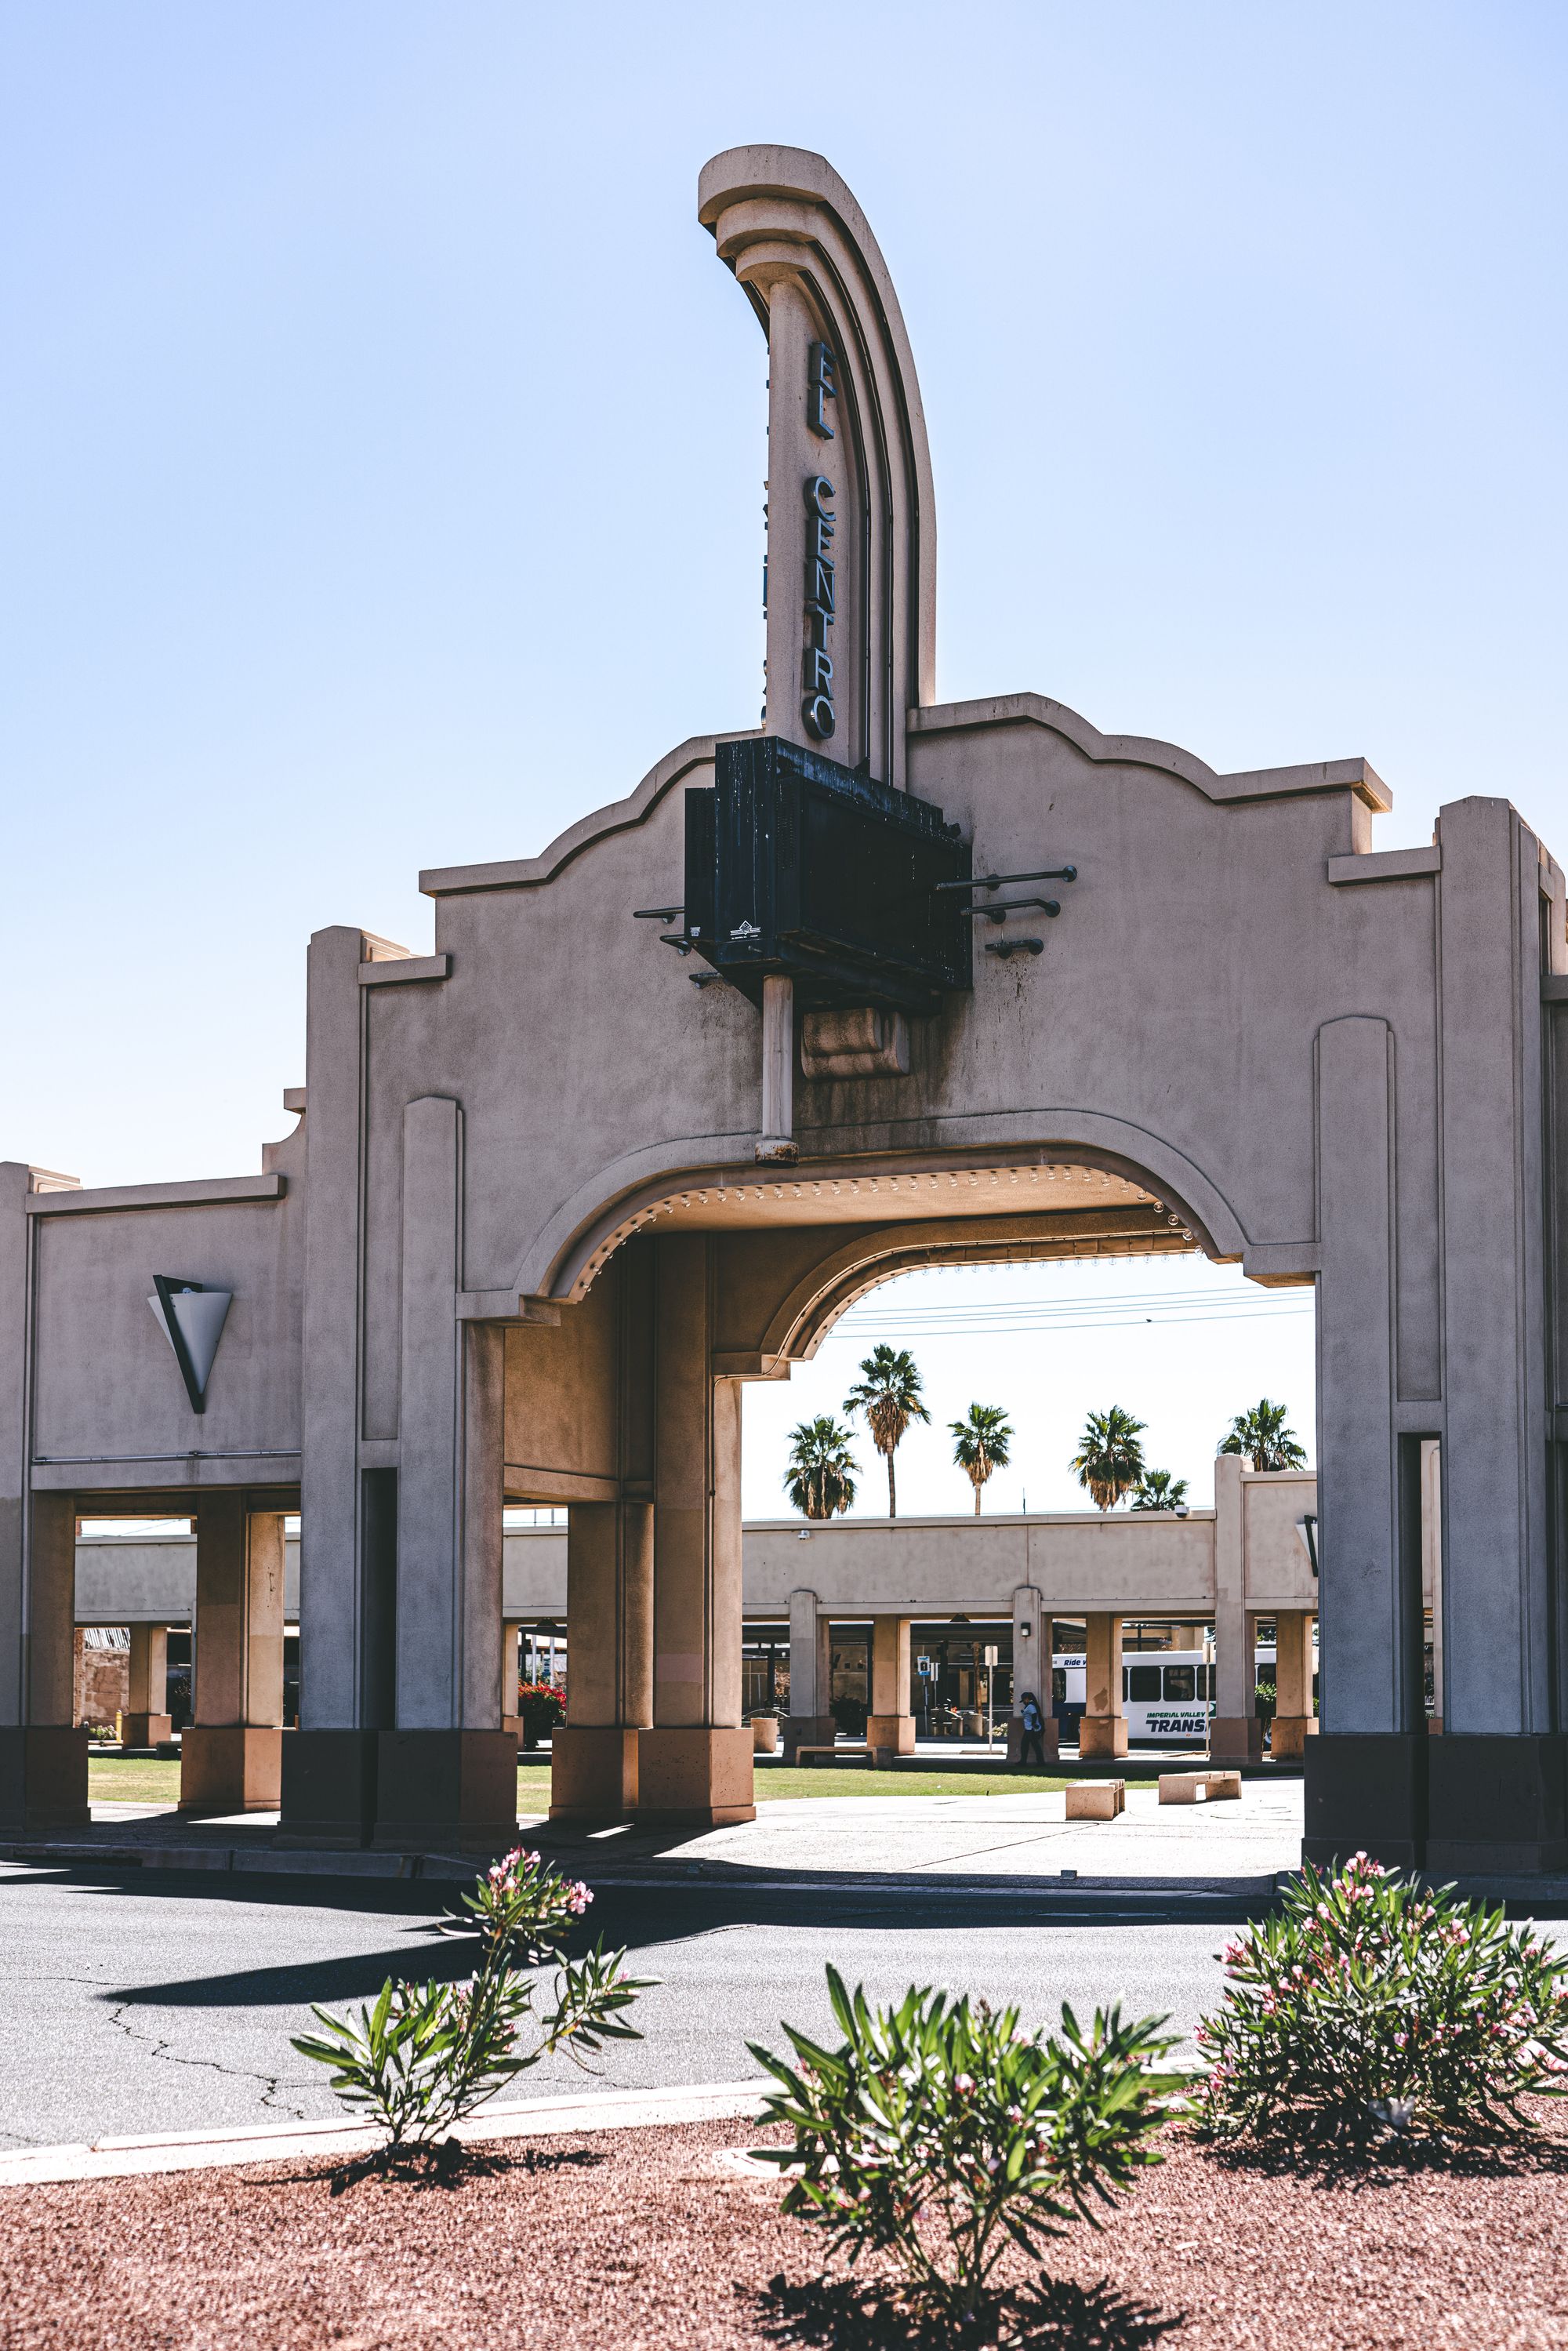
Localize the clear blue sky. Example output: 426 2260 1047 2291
5 3 1563 1506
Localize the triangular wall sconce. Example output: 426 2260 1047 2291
147 1276 232 1414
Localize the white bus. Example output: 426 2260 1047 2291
1052 1645 1287 1746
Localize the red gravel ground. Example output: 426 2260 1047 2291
2 2113 1566 2351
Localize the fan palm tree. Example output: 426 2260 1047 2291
1219 1398 1307 1472
843 1344 930 1518
1071 1406 1147 1510
784 1415 859 1520
949 1403 1013 1515
1130 1468 1190 1513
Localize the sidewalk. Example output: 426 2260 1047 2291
6 1778 1566 1907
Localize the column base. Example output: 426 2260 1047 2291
1006 1717 1061 1764
502 1713 524 1753
277 1729 379 1848
636 1727 754 1826
866 1713 916 1764
1426 1734 1568 1876
549 1725 640 1822
1078 1715 1127 1760
1303 1732 1426 1871
0 1726 90 1830
1269 1714 1317 1761
179 1725 282 1815
373 1729 519 1852
1208 1716 1264 1768
782 1713 837 1762
121 1713 172 1750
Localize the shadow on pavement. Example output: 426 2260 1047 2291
66 1869 1276 2013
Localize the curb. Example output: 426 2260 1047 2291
0 2079 770 2190
0 1842 477 1881
0 1843 1282 1899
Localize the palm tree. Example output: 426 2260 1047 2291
1130 1468 1189 1513
1219 1398 1307 1472
949 1403 1013 1515
843 1344 930 1518
1071 1406 1147 1510
784 1415 859 1520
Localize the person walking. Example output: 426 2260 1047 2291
1017 1689 1047 1768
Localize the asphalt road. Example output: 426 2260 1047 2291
0 1860 1258 2152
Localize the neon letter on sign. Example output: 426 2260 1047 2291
802 473 836 740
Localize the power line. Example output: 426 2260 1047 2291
836 1287 1313 1339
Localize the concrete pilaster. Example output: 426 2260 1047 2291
180 1500 285 1814
1427 800 1565 1871
284 927 386 1848
123 1622 171 1748
375 1096 514 1848
1304 1014 1424 1864
1079 1612 1127 1759
0 1167 89 1829
1422 1440 1443 1731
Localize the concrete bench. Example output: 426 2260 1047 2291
1159 1769 1243 1805
793 1744 874 1767
1065 1779 1125 1820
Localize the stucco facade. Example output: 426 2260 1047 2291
5 147 1566 1868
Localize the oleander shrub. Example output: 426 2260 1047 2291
1197 1851 1568 2143
293 1846 651 2157
750 1969 1181 2328
458 1843 594 1960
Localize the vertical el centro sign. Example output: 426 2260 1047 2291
801 342 838 743
699 145 938 794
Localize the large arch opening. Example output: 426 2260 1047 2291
498 1131 1392 1833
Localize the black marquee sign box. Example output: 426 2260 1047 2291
681 736 972 1016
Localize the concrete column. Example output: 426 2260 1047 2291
1429 800 1563 1871
0 1491 88 1830
1007 1584 1058 1762
1210 1455 1263 1766
123 1624 171 1749
783 1587 834 1758
551 1502 653 1815
283 927 387 1848
374 1096 514 1851
552 1242 655 1822
180 1499 285 1813
867 1615 914 1761
1271 1613 1317 1760
1079 1613 1127 1759
637 1234 753 1825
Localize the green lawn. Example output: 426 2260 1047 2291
88 1753 1073 1814
89 1755 182 1804
517 1762 1070 1808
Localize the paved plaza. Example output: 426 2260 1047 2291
642 1777 1303 1884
